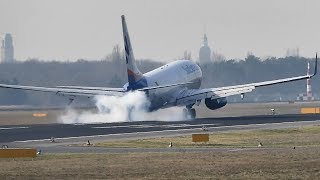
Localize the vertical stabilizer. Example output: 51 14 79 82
121 15 144 89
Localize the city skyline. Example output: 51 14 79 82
0 0 319 62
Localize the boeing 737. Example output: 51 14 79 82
0 15 318 119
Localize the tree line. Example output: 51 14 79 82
0 47 317 106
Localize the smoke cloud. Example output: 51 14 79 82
58 91 184 124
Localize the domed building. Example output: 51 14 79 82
199 34 211 64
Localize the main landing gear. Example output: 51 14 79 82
183 107 196 120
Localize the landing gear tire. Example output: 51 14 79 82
189 108 196 119
183 108 196 120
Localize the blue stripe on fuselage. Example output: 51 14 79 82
127 77 148 90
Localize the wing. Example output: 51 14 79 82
0 82 193 98
0 84 125 97
56 82 193 92
176 54 318 106
56 86 125 92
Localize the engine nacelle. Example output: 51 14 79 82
205 97 227 110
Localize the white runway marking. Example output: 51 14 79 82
0 126 29 130
91 123 217 129
161 124 216 128
92 125 156 129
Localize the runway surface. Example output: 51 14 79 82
1 114 320 143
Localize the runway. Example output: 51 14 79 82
1 114 320 144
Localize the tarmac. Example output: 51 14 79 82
1 102 320 153
1 114 319 153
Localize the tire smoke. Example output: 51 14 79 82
58 91 184 124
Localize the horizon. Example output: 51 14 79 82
6 52 315 63
1 0 319 62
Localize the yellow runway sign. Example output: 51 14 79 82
301 108 320 114
33 113 48 117
0 148 37 158
192 134 209 142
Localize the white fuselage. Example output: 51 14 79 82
125 60 202 111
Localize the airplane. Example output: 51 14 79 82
0 15 318 119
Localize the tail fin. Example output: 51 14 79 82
121 15 144 87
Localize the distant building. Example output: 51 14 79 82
286 47 299 57
199 34 211 64
1 33 15 63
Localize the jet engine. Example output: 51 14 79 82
205 97 227 110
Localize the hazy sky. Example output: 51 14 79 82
0 0 319 62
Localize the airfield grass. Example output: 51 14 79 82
1 125 320 179
0 148 320 179
94 125 320 148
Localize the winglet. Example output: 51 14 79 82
311 52 318 77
